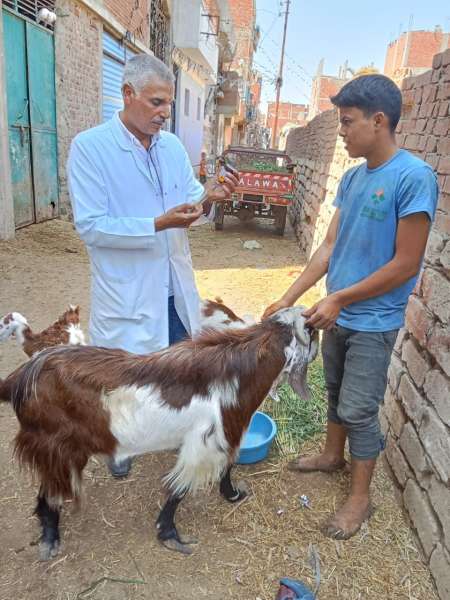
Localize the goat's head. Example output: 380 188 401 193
59 305 81 326
269 306 319 401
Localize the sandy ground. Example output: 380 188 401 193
0 217 437 600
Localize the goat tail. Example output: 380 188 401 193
14 430 87 507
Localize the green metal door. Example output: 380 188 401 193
3 9 34 227
26 21 58 221
2 8 58 227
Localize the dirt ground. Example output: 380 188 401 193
0 217 438 600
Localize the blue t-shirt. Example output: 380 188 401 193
327 149 438 332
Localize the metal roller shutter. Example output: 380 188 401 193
102 32 137 122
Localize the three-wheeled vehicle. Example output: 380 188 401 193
214 146 294 236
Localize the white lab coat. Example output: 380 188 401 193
67 113 206 354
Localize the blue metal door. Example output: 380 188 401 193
3 9 34 227
2 7 58 227
27 21 58 221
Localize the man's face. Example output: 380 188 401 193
338 106 381 158
122 79 174 136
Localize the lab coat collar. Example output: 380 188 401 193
111 111 165 152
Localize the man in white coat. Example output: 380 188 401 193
68 54 238 476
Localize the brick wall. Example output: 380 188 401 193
285 110 360 273
266 102 308 132
54 0 103 216
286 49 450 599
104 0 150 46
382 49 450 600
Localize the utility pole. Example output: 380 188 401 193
271 0 290 148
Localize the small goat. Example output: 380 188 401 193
200 297 255 330
0 307 318 559
0 305 86 357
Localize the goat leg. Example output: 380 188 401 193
156 492 197 555
34 490 61 561
219 466 248 503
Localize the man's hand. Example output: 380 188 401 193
302 293 344 330
262 298 292 319
155 203 204 231
202 170 240 203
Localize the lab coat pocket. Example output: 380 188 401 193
93 276 139 320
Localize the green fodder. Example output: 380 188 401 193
263 358 327 457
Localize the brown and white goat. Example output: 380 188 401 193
200 297 255 330
0 307 318 559
0 305 86 357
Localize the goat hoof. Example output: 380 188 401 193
160 537 194 555
39 540 60 561
178 536 198 546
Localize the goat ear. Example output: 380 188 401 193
293 314 309 346
288 360 311 401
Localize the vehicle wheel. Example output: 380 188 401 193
273 205 287 236
214 204 224 231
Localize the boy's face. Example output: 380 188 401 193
338 106 384 158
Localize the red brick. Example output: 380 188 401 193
430 545 450 600
435 210 450 234
424 370 450 426
443 48 450 67
438 101 449 117
425 135 438 152
433 53 443 69
434 117 450 136
443 176 450 195
425 153 439 170
439 158 450 175
420 407 450 482
422 84 437 103
421 267 450 323
404 479 441 559
428 323 450 377
402 338 428 388
437 82 450 101
398 373 426 426
438 192 450 214
405 295 434 346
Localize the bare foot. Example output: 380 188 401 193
322 495 374 540
287 453 348 473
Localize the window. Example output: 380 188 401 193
184 88 190 116
197 97 201 121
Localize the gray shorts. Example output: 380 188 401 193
322 325 398 460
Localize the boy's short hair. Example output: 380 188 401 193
331 74 402 132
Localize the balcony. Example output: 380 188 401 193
172 0 219 83
216 71 243 116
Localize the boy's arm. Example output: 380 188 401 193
262 209 340 318
304 212 431 329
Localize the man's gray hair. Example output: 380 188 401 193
122 54 174 92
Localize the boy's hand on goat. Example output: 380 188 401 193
262 298 292 320
155 203 204 231
303 294 344 330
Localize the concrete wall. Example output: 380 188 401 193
175 69 205 166
286 48 450 599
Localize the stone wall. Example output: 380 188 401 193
286 49 450 600
54 0 103 217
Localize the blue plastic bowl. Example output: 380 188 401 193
236 411 277 464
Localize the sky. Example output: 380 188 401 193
254 0 450 112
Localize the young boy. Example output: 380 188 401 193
263 74 438 539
